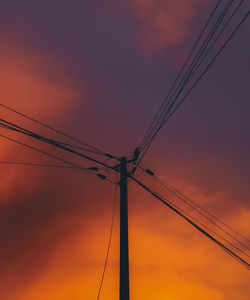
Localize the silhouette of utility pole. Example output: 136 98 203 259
119 157 130 300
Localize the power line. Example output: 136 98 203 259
0 121 104 156
0 122 102 156
138 5 250 162
131 176 250 270
144 183 249 258
139 0 224 150
0 134 95 173
168 199 249 258
0 161 110 172
0 134 112 183
182 0 245 98
138 0 229 153
136 164 250 252
0 3 248 293
0 103 114 157
153 174 250 244
0 118 117 171
139 0 237 154
140 6 248 158
97 175 118 299
158 10 249 132
0 161 79 168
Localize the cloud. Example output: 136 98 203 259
126 0 211 51
0 42 77 121
9 199 249 300
0 37 79 200
127 203 250 300
0 37 98 298
0 5 249 300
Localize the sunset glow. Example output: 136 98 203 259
0 1 249 299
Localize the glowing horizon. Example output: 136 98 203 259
0 1 249 299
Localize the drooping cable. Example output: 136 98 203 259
0 134 94 173
139 0 236 153
143 0 236 143
182 0 245 98
0 134 114 183
0 121 102 155
137 5 250 162
97 174 118 299
0 118 116 171
0 161 80 168
139 0 224 149
136 164 250 252
139 0 230 151
140 8 249 159
155 175 249 245
164 195 249 258
0 103 112 157
152 0 242 133
131 176 250 270
139 180 249 257
136 164 250 243
155 9 249 138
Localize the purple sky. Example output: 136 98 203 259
0 1 249 299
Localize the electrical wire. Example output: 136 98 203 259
155 175 250 246
136 165 250 253
0 103 110 156
138 5 250 162
0 134 94 173
156 10 249 139
0 161 79 168
136 164 250 243
139 0 224 149
182 0 245 98
145 183 249 258
0 118 116 171
140 7 249 158
139 0 236 154
0 118 104 156
97 174 118 299
131 176 250 270
0 122 100 155
0 134 113 183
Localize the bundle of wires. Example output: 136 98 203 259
131 165 250 270
138 0 250 162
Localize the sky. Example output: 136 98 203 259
0 0 249 299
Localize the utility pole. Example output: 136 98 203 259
119 157 130 300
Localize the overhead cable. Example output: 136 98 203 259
131 176 250 270
0 103 112 157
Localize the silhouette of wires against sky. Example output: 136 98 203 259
137 0 250 162
0 0 249 297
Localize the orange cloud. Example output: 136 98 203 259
0 38 89 299
127 0 211 51
6 203 249 300
0 43 77 121
0 38 79 202
0 18 249 300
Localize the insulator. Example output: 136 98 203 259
146 169 154 176
88 167 99 171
